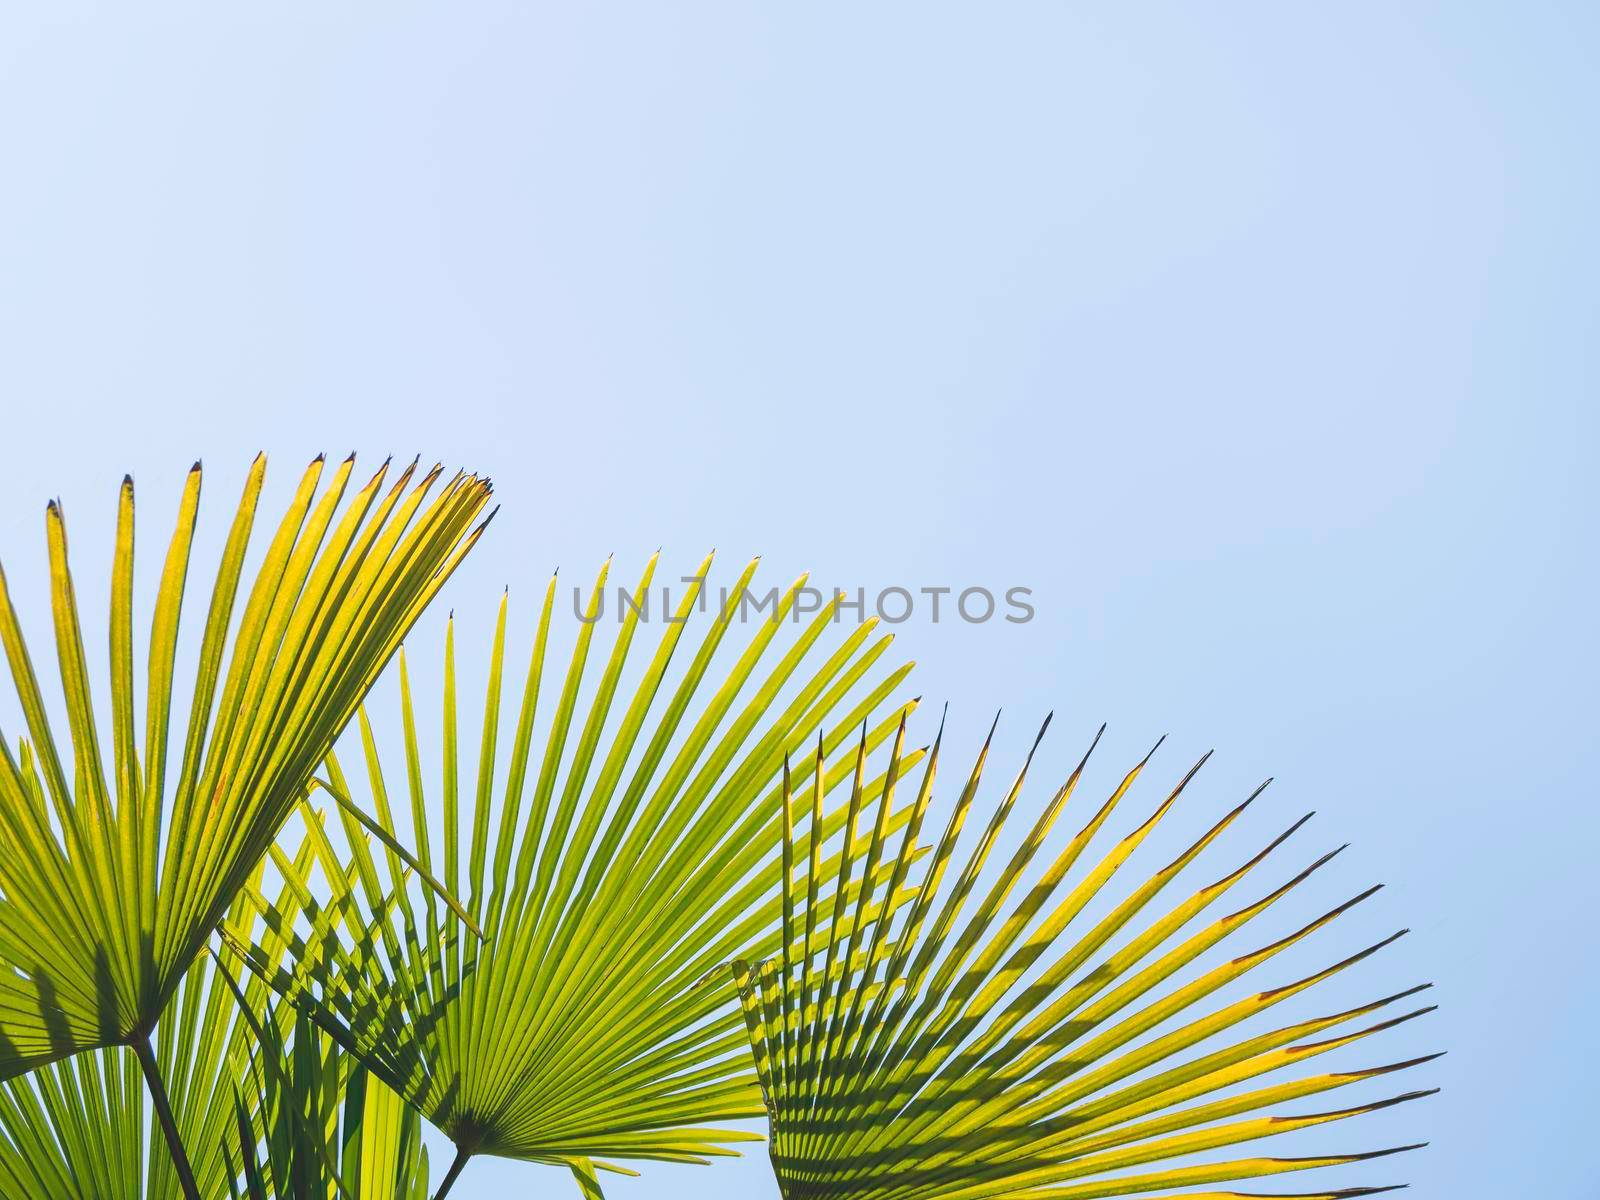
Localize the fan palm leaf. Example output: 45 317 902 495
0 834 320 1199
0 456 493 1195
236 554 920 1196
733 716 1439 1200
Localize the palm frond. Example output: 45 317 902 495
236 555 919 1195
0 455 491 1083
734 716 1439 1200
0 834 319 1198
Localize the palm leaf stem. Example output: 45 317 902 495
131 1031 201 1200
432 1146 475 1200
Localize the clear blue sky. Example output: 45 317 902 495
1 4 1594 1197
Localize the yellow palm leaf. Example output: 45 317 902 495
734 717 1438 1200
0 456 492 1197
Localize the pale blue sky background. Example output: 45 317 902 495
1 3 1595 1197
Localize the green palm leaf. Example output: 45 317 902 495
220 998 429 1200
0 835 319 1199
733 715 1439 1200
237 554 919 1196
0 456 493 1194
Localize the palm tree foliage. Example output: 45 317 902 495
234 555 920 1196
733 716 1438 1200
0 457 492 1192
0 460 1443 1200
221 1001 430 1200
0 836 317 1199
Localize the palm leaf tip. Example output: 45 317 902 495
0 455 491 1083
739 718 1439 1200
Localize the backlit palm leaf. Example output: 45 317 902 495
0 456 492 1192
733 716 1439 1200
221 1002 429 1200
238 555 920 1196
0 836 317 1199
